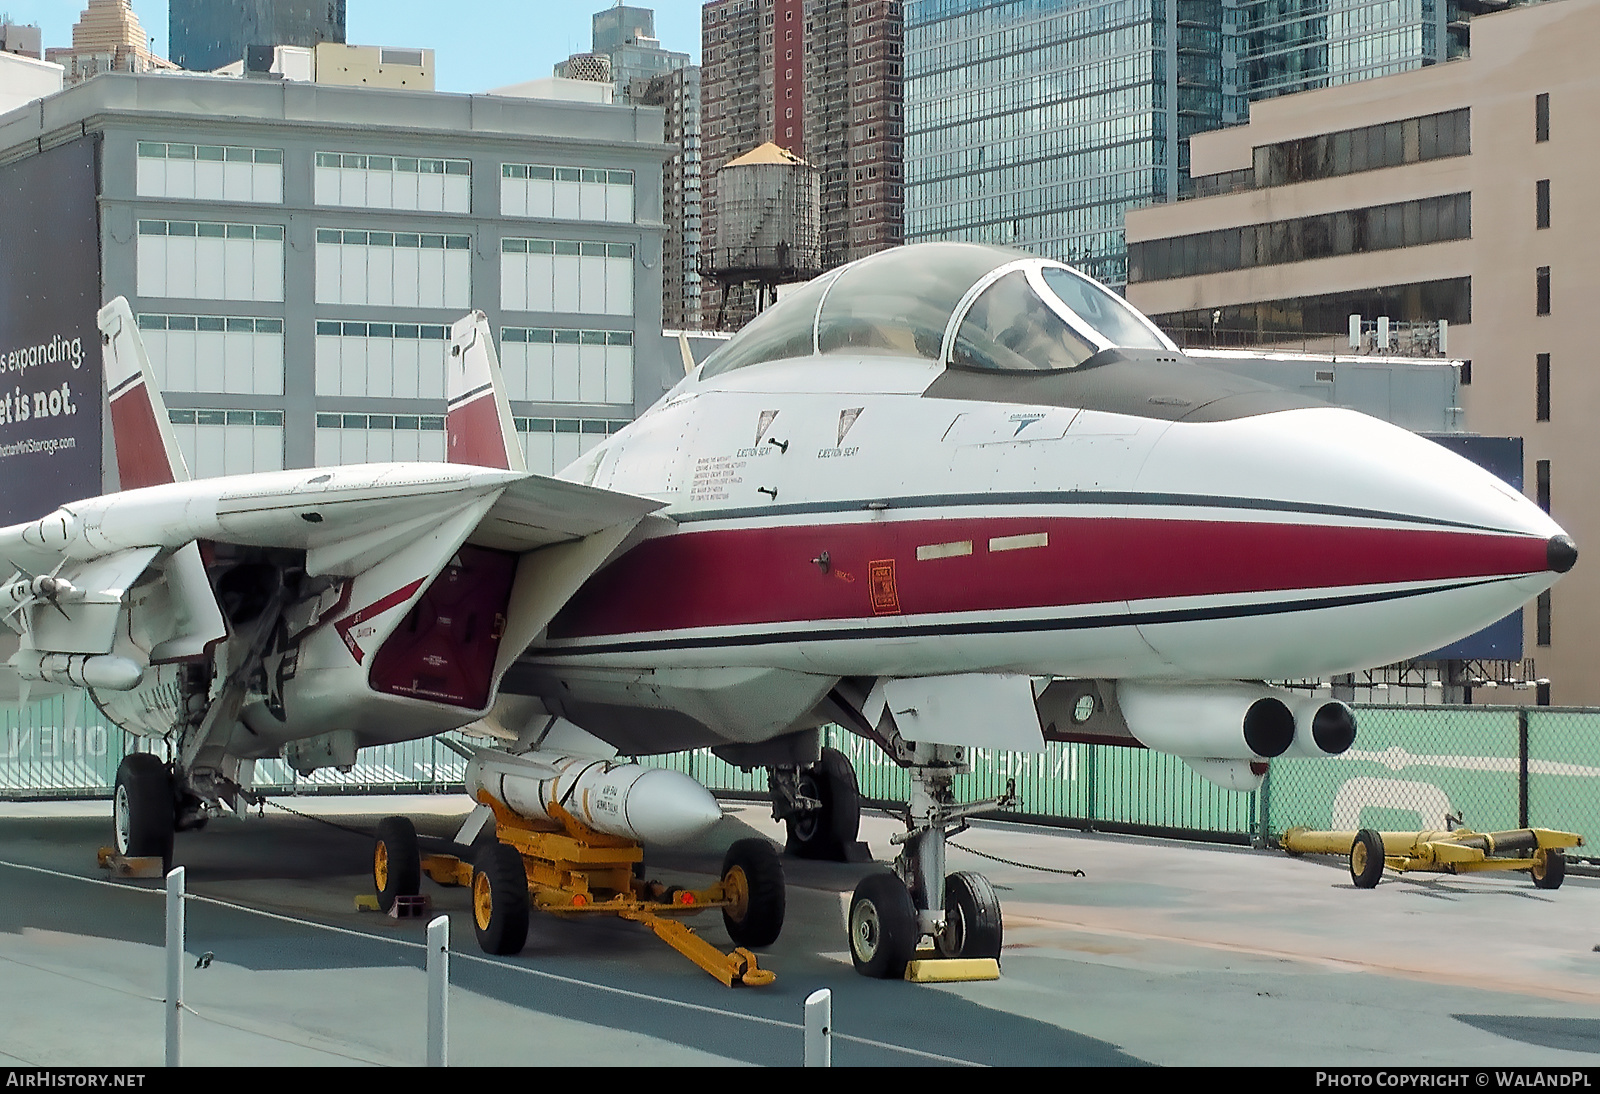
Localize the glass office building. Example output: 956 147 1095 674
169 0 346 72
904 0 1222 287
905 0 1489 289
1233 0 1469 107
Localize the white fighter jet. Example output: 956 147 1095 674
1 242 1575 979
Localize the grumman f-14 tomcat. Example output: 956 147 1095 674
1 242 1577 981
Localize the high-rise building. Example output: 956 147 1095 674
169 0 346 73
904 0 1500 289
47 0 178 85
1124 0 1598 702
559 7 701 329
1229 0 1474 115
701 0 904 327
641 65 704 329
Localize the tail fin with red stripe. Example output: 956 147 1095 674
97 297 190 490
447 311 526 473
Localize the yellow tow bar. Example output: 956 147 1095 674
1281 826 1584 889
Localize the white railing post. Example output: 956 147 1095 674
426 914 449 1067
804 987 832 1066
165 866 184 1067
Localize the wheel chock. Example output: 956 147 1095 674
354 894 381 912
96 847 164 879
904 956 1002 983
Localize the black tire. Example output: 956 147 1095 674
1532 849 1567 890
848 872 918 979
721 838 786 948
113 753 175 872
786 747 862 861
1350 828 1385 889
471 843 530 956
374 816 422 913
936 871 1004 961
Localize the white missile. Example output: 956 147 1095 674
11 650 144 691
464 748 724 845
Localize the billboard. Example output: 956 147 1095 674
0 135 103 525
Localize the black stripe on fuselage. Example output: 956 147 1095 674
671 491 1522 536
527 575 1522 658
447 382 493 409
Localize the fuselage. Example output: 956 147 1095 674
526 355 1565 698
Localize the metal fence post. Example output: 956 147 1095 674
1085 744 1098 832
804 987 832 1066
427 914 449 1067
1518 707 1531 829
165 866 184 1067
1258 763 1272 849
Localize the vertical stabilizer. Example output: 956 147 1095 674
447 311 526 472
98 297 189 490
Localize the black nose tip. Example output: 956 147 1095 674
1548 535 1578 574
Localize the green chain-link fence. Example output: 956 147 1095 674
5 697 1598 859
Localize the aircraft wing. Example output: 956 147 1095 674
469 473 665 553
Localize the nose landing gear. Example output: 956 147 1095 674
846 743 1012 980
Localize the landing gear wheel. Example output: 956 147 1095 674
935 871 1003 961
373 816 422 913
720 838 786 948
1532 849 1567 890
1350 828 1385 889
786 747 861 861
471 843 530 956
113 753 175 872
848 872 918 979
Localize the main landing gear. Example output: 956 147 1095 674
847 743 1012 979
112 753 176 872
769 746 867 861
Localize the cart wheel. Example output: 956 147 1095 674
1532 848 1567 890
373 816 421 913
1350 828 1385 889
721 838 786 948
848 872 918 979
472 843 530 955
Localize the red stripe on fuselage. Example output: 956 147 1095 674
546 517 1548 640
448 394 510 469
109 383 176 490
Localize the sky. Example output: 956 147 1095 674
1 1 705 92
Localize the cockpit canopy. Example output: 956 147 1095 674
699 242 1176 379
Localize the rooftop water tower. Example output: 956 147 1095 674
708 142 821 328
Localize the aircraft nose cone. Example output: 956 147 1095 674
1548 535 1578 574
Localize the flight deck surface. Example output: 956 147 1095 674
2 796 1599 1067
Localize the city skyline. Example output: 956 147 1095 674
1 1 705 92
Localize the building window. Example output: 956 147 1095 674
500 327 633 405
315 412 445 465
1536 93 1550 142
136 220 285 303
137 313 284 396
314 152 471 213
314 320 450 399
137 142 283 204
500 238 635 316
1536 590 1552 647
167 408 284 478
513 417 631 476
1536 266 1551 315
1536 459 1551 513
314 228 472 309
1536 179 1550 230
500 164 635 223
1536 354 1550 422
